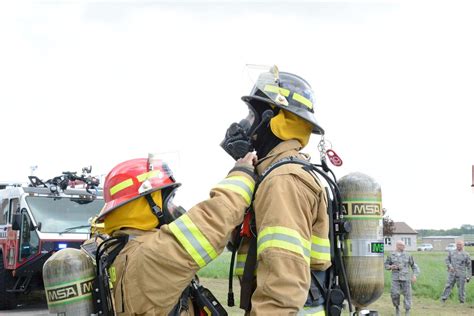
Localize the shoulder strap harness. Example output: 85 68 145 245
227 157 354 315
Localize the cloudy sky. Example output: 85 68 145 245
1 0 473 230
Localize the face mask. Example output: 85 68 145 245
162 190 186 220
220 109 274 160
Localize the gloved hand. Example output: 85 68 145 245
236 152 258 167
229 152 258 180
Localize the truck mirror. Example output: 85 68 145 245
33 221 42 231
12 213 21 230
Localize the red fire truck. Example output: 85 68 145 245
0 169 103 309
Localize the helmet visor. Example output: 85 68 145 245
239 109 257 135
163 189 186 220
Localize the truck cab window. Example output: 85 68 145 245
19 210 39 261
0 199 7 225
9 198 19 223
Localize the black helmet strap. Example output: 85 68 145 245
144 193 169 228
248 109 274 137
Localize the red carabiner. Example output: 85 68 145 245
326 149 343 167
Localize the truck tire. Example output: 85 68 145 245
0 253 17 310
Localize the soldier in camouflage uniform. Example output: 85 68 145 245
385 240 420 316
441 240 472 303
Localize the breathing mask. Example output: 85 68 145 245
220 107 275 160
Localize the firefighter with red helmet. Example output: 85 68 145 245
96 152 257 315
221 66 331 315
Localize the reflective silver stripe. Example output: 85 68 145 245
217 179 253 200
311 243 331 260
311 244 329 254
311 235 331 261
235 260 245 269
172 217 214 265
236 255 246 270
297 305 325 315
258 232 311 260
235 261 245 276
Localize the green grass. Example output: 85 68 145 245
199 278 474 316
199 248 474 303
198 250 233 279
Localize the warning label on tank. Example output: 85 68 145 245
342 201 382 218
45 276 94 306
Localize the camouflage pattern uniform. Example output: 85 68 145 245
385 251 420 313
441 249 472 303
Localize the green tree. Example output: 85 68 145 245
383 208 395 237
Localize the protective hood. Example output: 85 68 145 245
270 109 312 147
103 190 162 235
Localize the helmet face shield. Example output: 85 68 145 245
239 108 257 135
162 188 186 220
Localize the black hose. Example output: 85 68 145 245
337 237 353 312
227 248 237 307
227 228 243 307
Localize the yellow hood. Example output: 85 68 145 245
270 109 312 147
103 191 162 235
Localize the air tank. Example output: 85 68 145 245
338 172 384 309
43 248 95 315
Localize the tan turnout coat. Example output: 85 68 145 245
237 140 331 315
108 166 255 315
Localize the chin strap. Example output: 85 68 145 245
145 194 167 228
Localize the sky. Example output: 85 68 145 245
0 0 473 230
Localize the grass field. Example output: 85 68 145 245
198 248 474 315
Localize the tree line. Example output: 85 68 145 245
382 210 473 237
416 224 474 237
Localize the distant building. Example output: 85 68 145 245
384 222 418 252
422 236 463 251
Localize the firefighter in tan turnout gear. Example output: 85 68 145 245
384 240 420 316
95 153 257 315
221 66 331 315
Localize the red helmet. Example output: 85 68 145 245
97 157 180 221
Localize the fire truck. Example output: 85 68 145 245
0 168 104 309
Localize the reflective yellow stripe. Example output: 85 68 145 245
264 84 290 97
297 305 326 315
257 226 311 265
311 235 331 261
235 253 247 276
312 235 330 247
110 178 133 196
169 214 218 268
237 254 247 261
293 92 313 109
311 251 331 261
108 266 116 283
214 176 255 205
226 176 255 191
215 184 251 204
137 170 162 182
